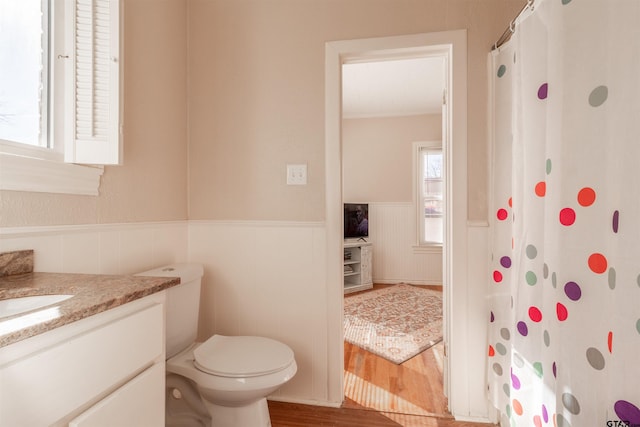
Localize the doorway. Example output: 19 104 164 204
325 30 470 417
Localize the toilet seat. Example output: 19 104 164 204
193 335 295 378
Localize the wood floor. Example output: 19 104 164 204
268 284 496 426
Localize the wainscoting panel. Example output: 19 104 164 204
369 203 442 285
0 222 188 275
188 221 328 405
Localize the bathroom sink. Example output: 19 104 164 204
0 294 73 318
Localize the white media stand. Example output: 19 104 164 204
343 241 373 294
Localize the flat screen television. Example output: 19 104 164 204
344 203 369 239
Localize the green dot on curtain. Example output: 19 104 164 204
546 158 552 174
526 271 538 285
636 318 640 334
561 0 572 5
497 65 507 78
589 85 608 107
496 342 508 355
552 272 557 288
637 274 640 287
503 383 510 397
526 244 538 259
543 263 549 279
533 362 543 378
556 414 572 427
544 330 550 346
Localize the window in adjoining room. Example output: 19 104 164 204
415 142 443 246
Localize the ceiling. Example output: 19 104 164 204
341 56 445 119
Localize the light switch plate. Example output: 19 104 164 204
286 164 307 185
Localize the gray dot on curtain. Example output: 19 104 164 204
586 347 605 370
589 85 608 107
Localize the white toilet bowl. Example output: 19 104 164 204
167 335 297 426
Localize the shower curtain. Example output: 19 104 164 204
488 1 640 426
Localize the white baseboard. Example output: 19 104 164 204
267 396 342 408
374 279 442 286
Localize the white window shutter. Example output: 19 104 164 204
65 0 122 165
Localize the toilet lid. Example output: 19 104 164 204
193 335 295 378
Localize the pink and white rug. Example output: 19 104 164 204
344 284 443 364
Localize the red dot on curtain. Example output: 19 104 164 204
513 399 524 415
497 208 508 220
493 270 503 283
577 187 596 207
529 306 543 322
535 181 546 197
556 303 568 321
533 415 542 427
508 197 513 207
559 208 576 226
608 331 613 353
489 345 496 357
588 253 608 274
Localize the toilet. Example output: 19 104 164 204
137 263 297 427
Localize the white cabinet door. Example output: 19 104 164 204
360 244 373 285
0 302 163 426
69 363 164 427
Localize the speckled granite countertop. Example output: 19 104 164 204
0 272 180 348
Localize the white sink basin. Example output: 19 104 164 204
0 295 74 318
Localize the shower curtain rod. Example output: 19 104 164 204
492 0 534 51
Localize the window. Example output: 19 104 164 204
0 0 122 195
0 0 50 148
415 141 443 246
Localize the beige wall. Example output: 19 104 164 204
188 0 525 222
343 114 442 203
0 0 189 227
1 0 524 226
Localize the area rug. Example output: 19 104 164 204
344 284 443 364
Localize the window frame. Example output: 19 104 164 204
0 0 121 196
413 140 444 249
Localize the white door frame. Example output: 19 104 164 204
325 30 471 417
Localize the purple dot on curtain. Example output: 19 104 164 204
510 369 521 389
517 321 528 336
500 256 512 268
613 210 619 233
564 281 582 301
614 400 640 425
538 83 548 100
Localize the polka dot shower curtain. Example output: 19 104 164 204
488 1 640 426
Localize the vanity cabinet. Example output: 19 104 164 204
0 293 166 427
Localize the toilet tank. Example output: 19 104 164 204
136 263 204 359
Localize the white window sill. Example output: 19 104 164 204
0 153 103 196
412 244 443 254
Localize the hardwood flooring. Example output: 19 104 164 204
268 284 496 426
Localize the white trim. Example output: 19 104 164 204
326 30 468 416
0 153 104 196
187 220 325 229
0 220 188 239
